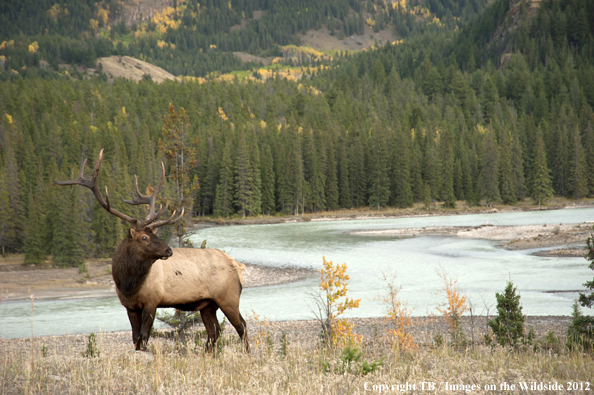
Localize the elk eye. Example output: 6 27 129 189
142 235 149 241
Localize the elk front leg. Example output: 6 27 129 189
127 309 142 348
136 305 157 351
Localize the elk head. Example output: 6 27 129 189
54 149 184 260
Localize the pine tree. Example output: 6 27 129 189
391 128 414 208
234 133 255 218
214 143 234 217
440 132 456 209
499 130 517 204
0 168 12 258
488 280 533 347
479 128 500 207
24 193 47 264
338 141 351 208
582 121 594 197
2 144 25 253
511 130 525 200
529 130 554 205
410 140 424 201
248 133 262 216
567 125 588 200
260 143 276 215
368 129 390 210
349 133 367 208
325 136 339 211
158 104 199 246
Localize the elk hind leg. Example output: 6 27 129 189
219 303 249 353
200 302 221 353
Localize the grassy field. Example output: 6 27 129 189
1 321 593 394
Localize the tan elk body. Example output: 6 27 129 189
56 150 249 352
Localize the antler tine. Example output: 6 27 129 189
122 162 166 220
146 207 185 231
54 149 140 227
139 200 169 229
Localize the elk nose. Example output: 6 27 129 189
166 248 173 257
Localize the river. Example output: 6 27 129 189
1 208 593 339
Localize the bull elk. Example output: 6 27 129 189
55 149 249 352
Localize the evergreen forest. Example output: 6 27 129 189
1 0 594 266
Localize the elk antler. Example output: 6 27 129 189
122 161 169 226
54 149 184 230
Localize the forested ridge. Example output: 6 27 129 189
0 0 487 78
1 0 594 266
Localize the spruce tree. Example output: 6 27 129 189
529 130 554 205
349 133 367 208
249 133 262 216
24 193 47 264
440 133 456 209
488 280 533 347
567 125 588 200
391 128 414 208
260 143 276 215
325 136 339 211
214 143 234 217
234 133 255 218
479 128 500 207
0 168 12 257
158 104 199 246
338 141 351 208
368 129 390 210
499 130 517 204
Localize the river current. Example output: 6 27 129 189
1 208 593 339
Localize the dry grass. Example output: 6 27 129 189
2 324 593 394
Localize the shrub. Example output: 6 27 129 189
308 256 361 347
434 267 468 346
377 271 416 352
83 333 100 358
566 300 594 352
488 280 534 347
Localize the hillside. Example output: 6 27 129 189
0 0 489 79
96 55 179 83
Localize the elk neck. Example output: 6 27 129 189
111 238 159 298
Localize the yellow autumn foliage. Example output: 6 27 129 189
47 4 68 21
319 257 362 347
434 267 468 342
28 41 39 53
377 272 416 352
217 107 228 121
96 7 109 25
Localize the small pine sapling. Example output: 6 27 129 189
488 280 534 347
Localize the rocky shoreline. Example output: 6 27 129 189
350 222 593 257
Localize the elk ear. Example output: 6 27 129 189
129 228 137 238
